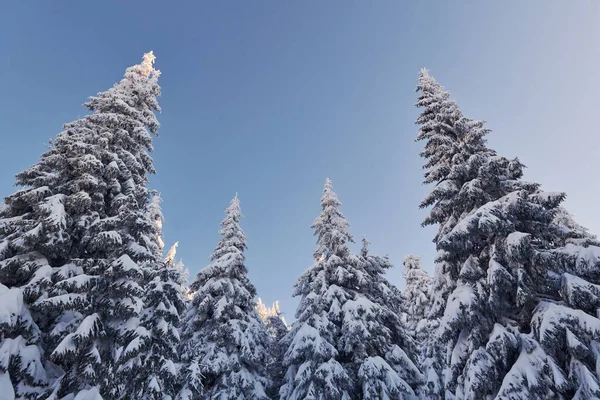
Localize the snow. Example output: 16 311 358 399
0 284 24 327
0 372 15 400
496 335 548 397
73 387 103 400
40 194 67 229
112 254 140 273
534 301 600 341
52 334 76 358
98 231 122 246
55 274 95 291
74 314 101 341
35 294 86 309
505 231 529 248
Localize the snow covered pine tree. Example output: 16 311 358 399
0 51 163 399
357 237 422 399
415 70 600 399
414 67 505 398
177 195 271 400
280 179 421 400
116 193 186 399
401 255 432 367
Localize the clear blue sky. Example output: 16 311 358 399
1 1 598 320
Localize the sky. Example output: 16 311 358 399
1 1 599 320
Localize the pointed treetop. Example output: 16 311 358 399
210 195 246 262
415 68 447 99
256 298 284 322
361 236 370 257
148 192 164 227
227 194 242 218
165 241 179 264
403 254 423 270
312 178 353 260
139 50 159 78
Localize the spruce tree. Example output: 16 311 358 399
359 238 405 318
177 195 270 400
256 299 289 400
117 193 186 399
28 51 162 399
1 51 162 399
280 179 420 400
357 238 422 399
401 255 432 366
415 69 525 397
416 70 600 399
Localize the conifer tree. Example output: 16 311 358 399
401 255 432 366
117 193 186 399
1 51 162 399
357 238 422 399
415 69 525 397
27 51 162 399
280 180 420 400
256 299 289 400
416 70 600 399
177 195 270 400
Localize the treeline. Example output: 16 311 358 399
0 52 598 400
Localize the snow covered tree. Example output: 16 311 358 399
256 299 289 399
357 237 422 399
401 255 432 365
162 241 191 302
415 69 525 397
415 70 600 399
116 193 186 399
280 179 420 400
0 51 162 399
177 195 270 400
0 283 49 399
359 237 405 330
119 256 185 399
11 51 164 399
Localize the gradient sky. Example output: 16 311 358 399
1 1 599 320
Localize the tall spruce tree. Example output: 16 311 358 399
415 69 525 397
280 179 420 400
1 51 162 399
177 195 270 400
27 51 161 399
416 70 600 399
401 255 432 366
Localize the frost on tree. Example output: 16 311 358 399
164 242 192 302
5 51 163 399
401 255 432 365
177 196 270 400
116 193 187 399
280 179 420 400
415 70 600 399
